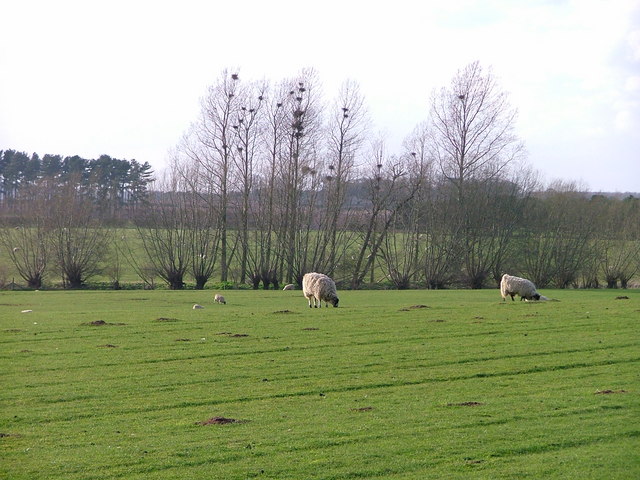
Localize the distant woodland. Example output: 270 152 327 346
1 62 638 291
0 149 153 217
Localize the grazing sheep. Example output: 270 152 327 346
500 274 541 301
193 304 204 309
283 284 295 291
214 294 226 304
302 272 339 308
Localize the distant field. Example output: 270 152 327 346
1 289 638 479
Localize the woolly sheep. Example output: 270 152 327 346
302 272 339 308
500 274 541 302
283 284 295 291
214 293 226 304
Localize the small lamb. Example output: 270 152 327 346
214 293 226 304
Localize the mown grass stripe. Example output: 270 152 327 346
12 355 638 425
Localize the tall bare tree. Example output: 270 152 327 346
231 80 266 283
277 69 324 284
429 61 525 288
429 61 524 198
192 70 242 282
316 80 369 277
244 81 290 289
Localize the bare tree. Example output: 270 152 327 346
172 158 223 290
429 61 524 198
231 80 266 284
429 61 526 288
522 182 595 288
48 180 109 288
401 123 461 289
377 144 431 289
316 80 369 277
350 139 423 289
132 197 191 290
595 196 640 288
191 70 242 282
277 69 324 284
0 184 50 288
244 81 290 289
420 191 462 289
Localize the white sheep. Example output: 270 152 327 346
214 293 226 304
283 284 295 291
500 274 542 301
302 272 339 308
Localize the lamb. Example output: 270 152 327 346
214 294 226 304
302 272 339 308
283 284 295 291
500 273 542 301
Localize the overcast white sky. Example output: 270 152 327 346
1 0 639 192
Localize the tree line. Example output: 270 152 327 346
1 62 638 291
0 150 154 216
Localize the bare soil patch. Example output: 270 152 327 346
448 401 484 407
154 317 180 322
615 296 629 300
82 320 126 326
400 304 430 311
196 416 247 425
353 406 374 412
302 327 319 331
98 344 118 348
273 309 296 314
595 389 627 395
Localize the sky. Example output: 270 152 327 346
1 0 639 192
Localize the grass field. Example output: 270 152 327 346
1 288 638 479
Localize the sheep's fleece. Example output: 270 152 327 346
302 272 339 308
500 274 541 301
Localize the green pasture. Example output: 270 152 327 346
1 288 638 479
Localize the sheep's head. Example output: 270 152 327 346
330 296 339 307
532 293 541 301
